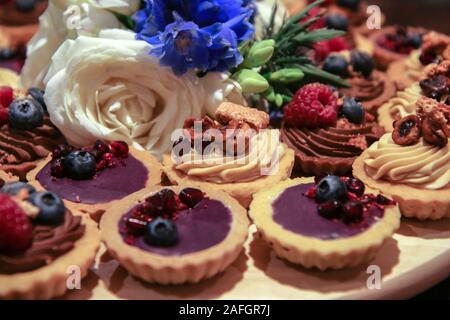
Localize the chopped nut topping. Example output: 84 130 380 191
215 102 269 129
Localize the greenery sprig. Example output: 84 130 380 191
231 0 350 108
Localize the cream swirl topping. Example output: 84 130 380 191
404 50 424 81
174 130 285 184
387 82 422 119
364 134 450 189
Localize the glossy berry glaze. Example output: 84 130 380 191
36 154 148 204
272 183 385 240
120 198 232 256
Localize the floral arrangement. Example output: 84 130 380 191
21 0 347 156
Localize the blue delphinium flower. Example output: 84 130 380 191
134 0 255 75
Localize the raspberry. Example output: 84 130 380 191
0 86 13 108
300 7 325 30
314 37 351 61
0 194 33 254
0 106 8 126
284 83 338 128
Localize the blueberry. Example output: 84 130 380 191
145 218 179 247
8 98 44 130
323 55 349 77
315 176 348 203
342 97 365 124
27 88 47 111
336 0 361 11
63 150 97 180
325 14 349 31
28 192 65 225
350 50 374 78
409 33 423 49
1 182 36 196
0 48 15 61
15 0 37 13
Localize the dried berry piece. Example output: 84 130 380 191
419 75 449 99
392 115 422 146
422 116 448 147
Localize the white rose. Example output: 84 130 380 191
20 0 140 88
44 30 244 157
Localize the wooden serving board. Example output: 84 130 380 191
61 217 450 300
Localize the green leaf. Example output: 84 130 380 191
299 64 350 87
293 29 346 46
112 12 135 30
242 40 275 68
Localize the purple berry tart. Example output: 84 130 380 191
249 176 401 270
26 140 162 219
100 186 249 284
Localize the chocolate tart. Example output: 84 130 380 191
249 177 401 270
353 135 450 220
0 209 100 299
281 118 384 177
370 26 427 70
27 147 162 219
162 146 295 208
340 69 397 114
100 186 249 284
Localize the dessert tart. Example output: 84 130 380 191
0 68 20 88
370 26 427 70
281 83 383 177
387 32 450 90
0 181 100 299
0 86 65 180
27 140 162 220
0 169 18 185
378 60 450 131
249 176 400 270
100 186 249 284
163 102 295 208
354 100 450 220
323 50 397 114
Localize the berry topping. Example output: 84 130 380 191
1 181 36 196
179 188 204 208
377 28 424 54
0 86 13 108
145 189 179 217
125 217 147 235
63 150 97 180
342 97 365 124
409 33 423 49
93 140 110 158
336 0 361 11
315 175 348 203
27 87 46 111
392 115 422 146
28 192 65 225
376 194 396 205
313 37 351 62
0 107 9 126
52 143 74 159
110 141 129 158
350 50 374 78
325 14 349 31
318 200 342 219
419 52 437 66
0 48 15 61
50 158 65 178
345 178 365 196
15 0 37 12
323 55 349 77
8 98 44 130
284 83 338 128
0 194 33 254
145 218 179 247
419 75 449 100
342 201 363 223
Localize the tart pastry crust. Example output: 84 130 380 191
100 186 249 284
26 147 162 220
353 151 450 220
0 214 100 299
0 170 18 183
162 148 295 208
249 178 401 270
